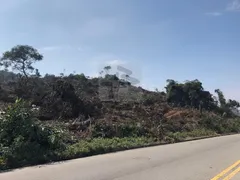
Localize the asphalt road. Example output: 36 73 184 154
1 134 240 180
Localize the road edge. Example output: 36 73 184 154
1 133 238 173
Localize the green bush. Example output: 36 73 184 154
167 128 216 142
141 93 164 106
221 118 240 133
0 99 66 169
62 137 155 159
200 116 240 134
92 121 151 138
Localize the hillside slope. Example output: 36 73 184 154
0 45 240 170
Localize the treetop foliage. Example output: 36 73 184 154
0 45 43 77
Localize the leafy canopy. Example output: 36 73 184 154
0 45 43 77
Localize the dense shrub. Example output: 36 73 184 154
63 137 155 159
167 128 216 142
0 99 66 169
141 93 165 106
92 121 151 138
200 116 240 134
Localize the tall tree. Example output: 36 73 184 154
0 45 43 77
214 89 226 108
227 99 240 109
104 66 111 75
165 79 215 109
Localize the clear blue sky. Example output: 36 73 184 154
0 0 240 100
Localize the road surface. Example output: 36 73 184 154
1 134 240 180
